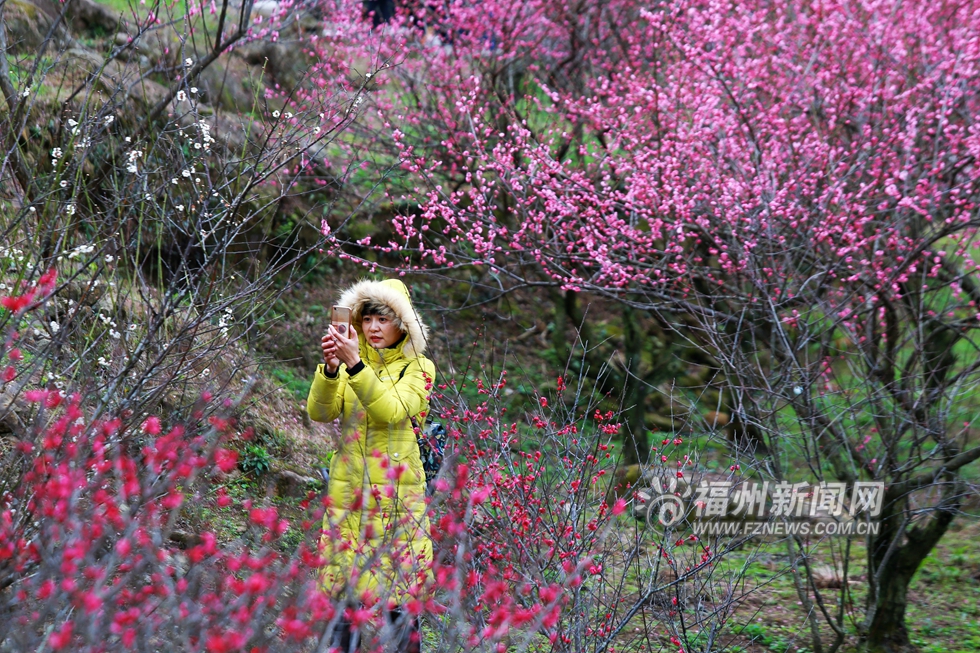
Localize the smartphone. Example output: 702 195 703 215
331 305 352 336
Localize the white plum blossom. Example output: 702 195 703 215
177 90 187 102
68 244 95 259
218 307 233 337
196 120 215 149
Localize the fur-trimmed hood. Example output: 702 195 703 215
337 279 429 358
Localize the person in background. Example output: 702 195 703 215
308 278 434 653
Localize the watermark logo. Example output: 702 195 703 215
642 475 691 527
640 479 884 536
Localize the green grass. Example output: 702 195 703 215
592 491 979 653
90 0 227 32
705 516 980 653
271 366 312 400
91 0 137 15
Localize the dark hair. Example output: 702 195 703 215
360 300 404 331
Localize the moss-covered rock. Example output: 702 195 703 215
4 0 60 53
196 53 262 114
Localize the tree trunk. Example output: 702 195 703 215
552 291 651 466
863 481 961 653
865 563 916 653
621 304 650 466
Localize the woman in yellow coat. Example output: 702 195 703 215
307 279 434 653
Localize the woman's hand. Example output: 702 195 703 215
328 325 361 369
321 333 341 373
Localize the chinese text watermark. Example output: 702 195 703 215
641 479 884 536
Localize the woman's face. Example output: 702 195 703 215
361 313 402 349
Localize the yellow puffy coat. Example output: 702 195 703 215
307 279 434 604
